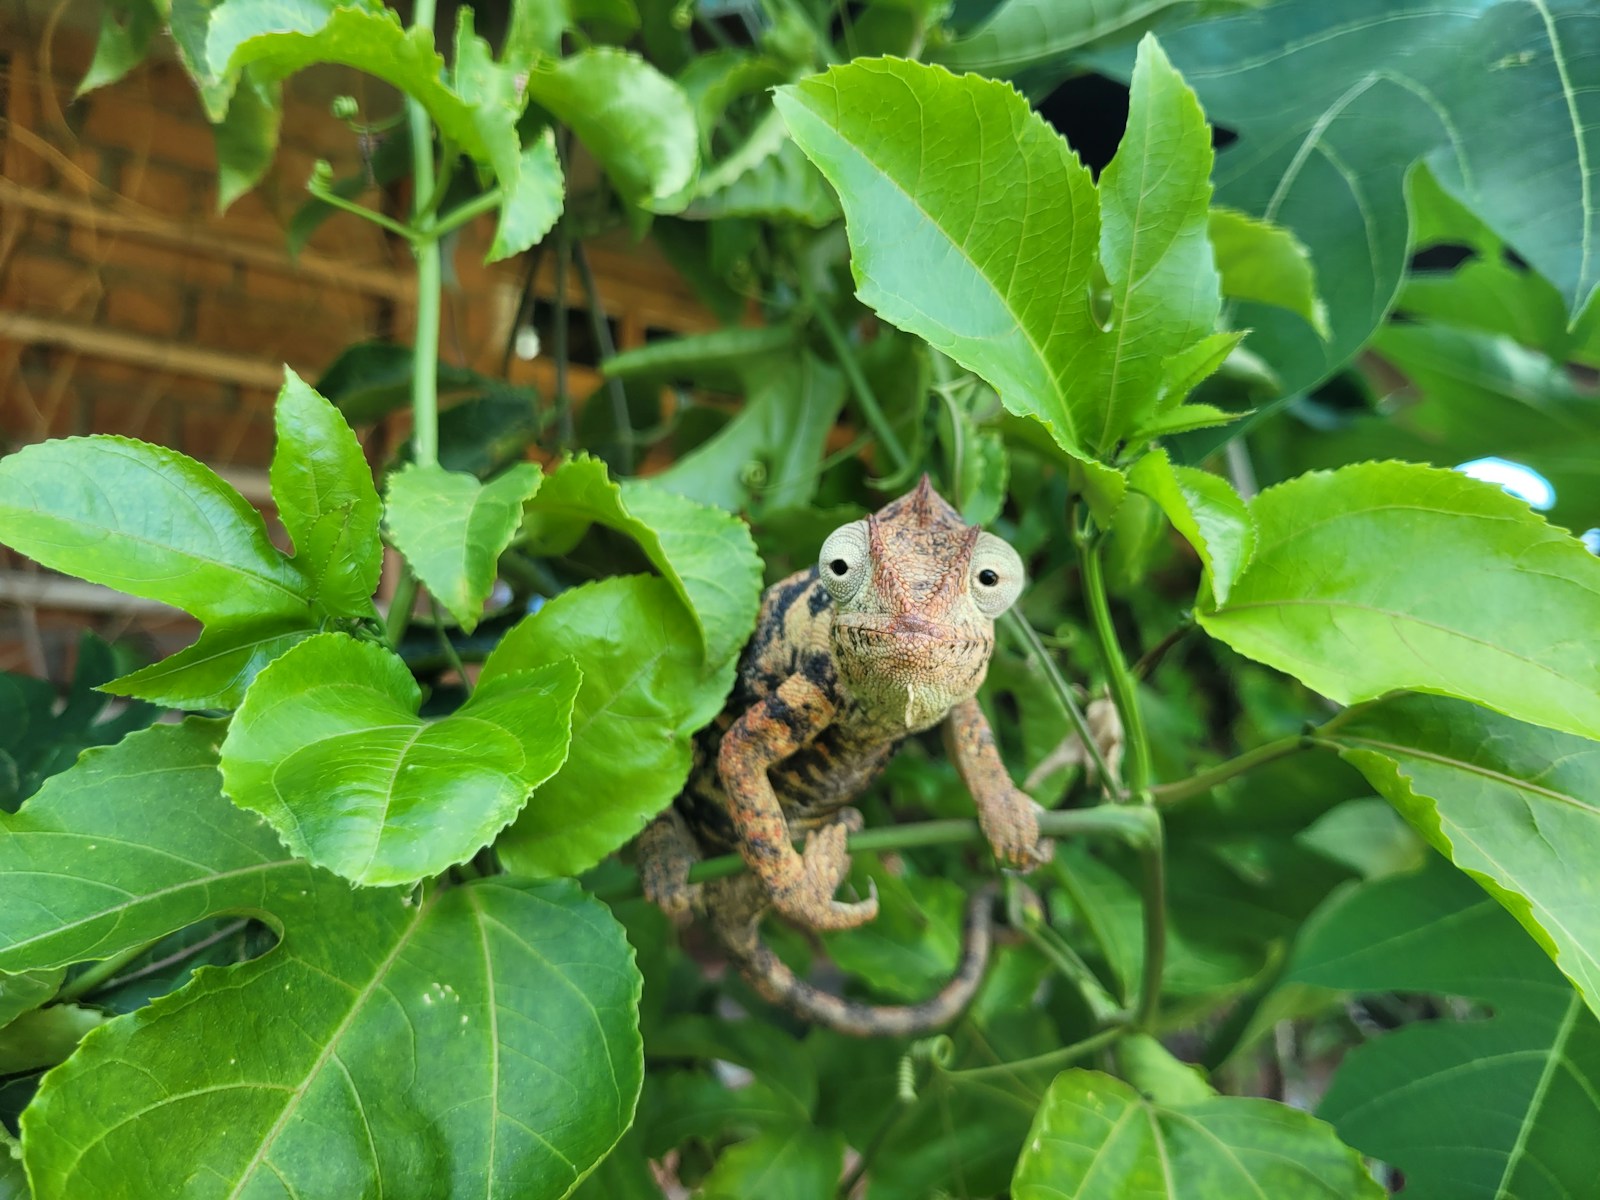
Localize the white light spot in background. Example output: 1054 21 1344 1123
1455 457 1556 510
1582 529 1600 556
515 326 541 361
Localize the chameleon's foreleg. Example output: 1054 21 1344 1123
718 674 878 932
944 697 1053 869
637 807 703 922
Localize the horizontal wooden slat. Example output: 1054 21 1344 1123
0 312 286 389
0 570 179 615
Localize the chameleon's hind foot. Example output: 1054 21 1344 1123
638 808 703 923
772 808 878 932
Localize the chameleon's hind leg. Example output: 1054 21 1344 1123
638 807 703 923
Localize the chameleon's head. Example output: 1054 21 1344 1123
819 475 1025 730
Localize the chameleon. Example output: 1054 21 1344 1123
637 476 1054 1037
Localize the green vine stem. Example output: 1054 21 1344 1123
1149 732 1314 807
1134 822 1167 1031
1002 610 1120 795
572 239 635 474
591 805 1156 902
938 1025 1124 1085
1077 527 1152 797
56 937 163 1003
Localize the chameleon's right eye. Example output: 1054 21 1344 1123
818 521 870 603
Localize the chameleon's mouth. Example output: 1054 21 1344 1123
833 613 964 644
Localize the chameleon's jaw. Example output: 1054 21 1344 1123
831 618 994 730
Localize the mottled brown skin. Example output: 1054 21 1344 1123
638 477 1048 1036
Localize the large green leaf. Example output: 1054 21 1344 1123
523 48 697 208
482 576 733 878
1090 35 1221 449
220 633 579 886
488 128 565 262
1108 0 1600 409
1289 858 1600 1199
1327 693 1600 1022
1198 461 1600 743
0 436 318 708
1208 206 1327 337
1012 1068 1380 1198
0 720 296 976
23 876 642 1200
385 462 544 632
524 455 762 670
776 58 1102 458
269 369 382 620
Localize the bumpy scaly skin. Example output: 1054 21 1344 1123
639 477 1050 1036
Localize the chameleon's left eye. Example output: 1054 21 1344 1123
971 533 1025 617
818 521 870 603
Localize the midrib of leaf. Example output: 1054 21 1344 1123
1098 92 1157 452
357 722 429 880
467 887 503 1198
1493 989 1582 1196
1530 0 1593 306
223 891 437 1199
809 105 1078 447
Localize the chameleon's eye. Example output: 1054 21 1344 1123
818 521 870 603
971 533 1025 618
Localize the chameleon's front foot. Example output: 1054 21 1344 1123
980 788 1054 871
770 809 879 931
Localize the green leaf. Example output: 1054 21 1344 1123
221 633 579 886
0 720 296 976
488 127 565 263
1112 0 1600 405
523 455 763 669
0 970 63 1027
1209 206 1327 337
1013 1068 1381 1199
686 135 840 227
78 0 160 94
1153 330 1247 416
604 323 801 393
206 4 517 175
1129 448 1253 604
212 70 280 211
482 576 733 878
935 0 1207 74
1328 693 1600 1022
384 462 544 632
524 48 697 208
0 1005 103 1075
270 368 381 620
0 436 317 708
649 352 847 515
1289 858 1600 1199
22 876 643 1200
1091 34 1221 447
776 59 1102 460
701 1127 845 1200
1198 461 1600 743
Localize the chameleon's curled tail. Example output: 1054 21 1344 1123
722 883 998 1038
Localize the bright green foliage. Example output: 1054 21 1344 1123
524 48 699 209
220 633 576 889
1134 0 1600 402
0 721 294 975
700 1127 846 1199
1208 206 1327 337
482 576 733 877
1290 859 1600 1198
269 369 383 621
1129 448 1252 605
779 44 1239 463
1199 461 1600 743
220 633 580 886
384 462 544 632
0 1006 103 1075
777 59 1104 456
1013 1068 1381 1198
524 455 763 669
1329 694 1600 1021
490 128 565 262
22 876 642 1200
